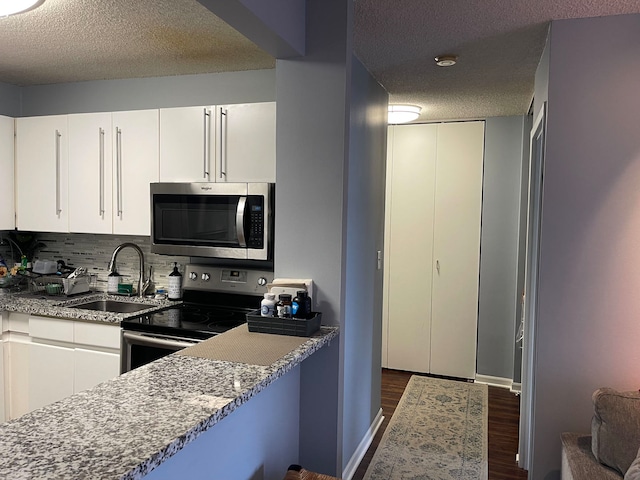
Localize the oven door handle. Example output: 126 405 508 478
236 196 247 248
122 330 201 350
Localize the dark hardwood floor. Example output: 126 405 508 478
352 369 528 480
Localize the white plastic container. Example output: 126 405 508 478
260 293 276 317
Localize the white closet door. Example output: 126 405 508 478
385 124 437 373
430 121 484 379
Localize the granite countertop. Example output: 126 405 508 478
0 324 339 479
0 291 175 323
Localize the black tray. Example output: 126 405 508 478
246 310 322 337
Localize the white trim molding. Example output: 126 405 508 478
342 408 384 480
511 382 522 394
475 374 513 389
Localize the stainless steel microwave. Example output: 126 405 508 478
150 182 274 260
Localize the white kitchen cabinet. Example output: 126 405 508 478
4 315 120 420
73 320 120 392
7 338 29 420
0 312 4 423
28 342 75 412
4 313 29 420
112 109 159 235
217 102 276 183
384 121 484 379
0 116 14 230
28 316 75 411
15 115 69 232
74 348 119 393
68 112 114 234
160 106 213 182
159 102 276 184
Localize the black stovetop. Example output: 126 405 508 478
121 290 262 340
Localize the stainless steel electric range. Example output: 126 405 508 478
120 264 273 373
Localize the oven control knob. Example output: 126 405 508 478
189 272 197 281
201 273 211 282
257 277 268 287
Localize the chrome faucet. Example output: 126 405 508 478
107 242 150 297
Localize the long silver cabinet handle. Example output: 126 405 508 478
219 107 227 180
116 127 123 217
203 108 210 179
55 129 62 215
99 128 105 216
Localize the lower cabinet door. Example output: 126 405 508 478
74 348 120 393
28 342 75 412
0 342 4 423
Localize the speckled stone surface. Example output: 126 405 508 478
0 291 175 323
0 323 339 480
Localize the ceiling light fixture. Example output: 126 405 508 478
0 0 44 17
435 55 458 67
388 105 421 124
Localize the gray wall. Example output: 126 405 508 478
342 56 387 473
274 0 351 474
0 81 21 117
531 13 640 479
19 69 275 116
477 116 527 381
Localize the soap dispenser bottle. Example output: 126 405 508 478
168 262 182 300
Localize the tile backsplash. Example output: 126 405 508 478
0 232 189 293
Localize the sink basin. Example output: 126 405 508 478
69 300 152 313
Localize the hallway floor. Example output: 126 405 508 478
352 369 528 480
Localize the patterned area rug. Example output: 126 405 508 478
363 375 488 480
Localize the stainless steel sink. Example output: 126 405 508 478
68 300 152 313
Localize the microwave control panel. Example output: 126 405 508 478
246 196 264 249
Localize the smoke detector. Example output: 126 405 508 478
435 55 458 67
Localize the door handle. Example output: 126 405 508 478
99 127 105 216
116 127 123 217
203 108 210 179
236 196 247 247
55 129 62 216
219 107 227 180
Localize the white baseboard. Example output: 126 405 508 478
475 374 513 389
342 408 384 480
511 382 522 394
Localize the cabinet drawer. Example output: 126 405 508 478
29 316 74 343
74 321 120 349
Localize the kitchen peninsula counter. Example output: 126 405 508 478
0 324 339 479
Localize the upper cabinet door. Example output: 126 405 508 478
15 115 69 233
0 116 14 230
112 109 159 236
68 113 113 234
159 106 214 182
216 102 276 183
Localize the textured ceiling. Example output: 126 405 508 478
1 1 640 121
0 0 275 86
355 0 640 121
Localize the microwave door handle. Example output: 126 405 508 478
236 196 247 247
